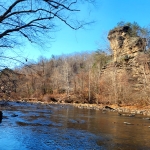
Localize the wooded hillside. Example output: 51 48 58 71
1 25 150 106
0 51 111 103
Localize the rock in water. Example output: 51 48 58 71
11 114 18 117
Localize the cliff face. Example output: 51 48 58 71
100 26 150 104
108 26 147 62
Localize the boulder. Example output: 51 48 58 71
42 94 58 102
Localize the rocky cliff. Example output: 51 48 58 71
108 26 147 62
100 26 150 104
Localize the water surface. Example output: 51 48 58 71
0 101 150 150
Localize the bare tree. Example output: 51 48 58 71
0 0 94 48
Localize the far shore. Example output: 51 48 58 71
1 99 150 116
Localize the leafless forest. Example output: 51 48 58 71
0 51 112 103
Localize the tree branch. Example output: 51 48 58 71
0 0 95 47
0 0 25 22
19 31 33 43
0 16 54 38
44 0 79 12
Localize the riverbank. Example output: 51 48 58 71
1 99 150 116
72 103 150 116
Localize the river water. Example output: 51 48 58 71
0 101 150 150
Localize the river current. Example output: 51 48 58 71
0 101 150 150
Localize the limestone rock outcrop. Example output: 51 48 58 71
100 26 150 103
108 26 147 61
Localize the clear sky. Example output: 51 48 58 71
9 0 150 64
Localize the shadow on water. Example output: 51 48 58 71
0 101 150 150
0 110 2 123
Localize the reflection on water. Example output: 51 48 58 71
0 102 150 150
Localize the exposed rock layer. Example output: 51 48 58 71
108 26 147 62
100 26 150 103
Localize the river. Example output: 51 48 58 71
0 101 150 150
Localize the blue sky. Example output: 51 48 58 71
10 0 150 64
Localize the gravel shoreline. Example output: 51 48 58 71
72 103 150 116
1 99 150 116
